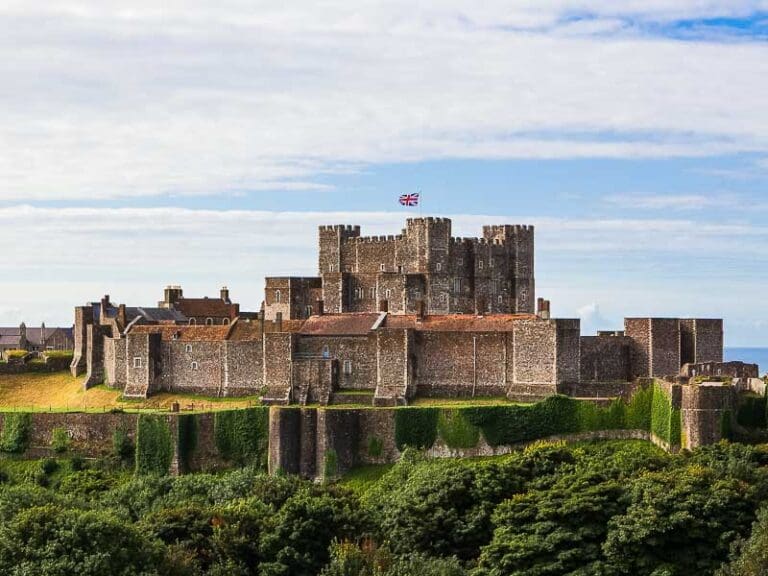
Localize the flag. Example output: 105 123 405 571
399 193 420 207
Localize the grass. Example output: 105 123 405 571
339 463 395 494
0 372 261 413
410 396 519 407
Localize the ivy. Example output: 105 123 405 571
394 408 439 450
650 383 681 447
367 436 383 458
214 408 269 468
0 413 32 454
50 427 69 453
177 415 198 473
112 427 134 461
135 414 173 476
437 409 480 449
323 449 338 480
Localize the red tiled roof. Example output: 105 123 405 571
129 325 232 341
299 313 382 336
384 314 538 332
175 298 238 319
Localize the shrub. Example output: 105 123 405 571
112 428 134 461
0 413 32 453
40 458 59 475
69 455 85 471
437 409 480 449
50 428 69 453
394 408 439 450
135 415 173 476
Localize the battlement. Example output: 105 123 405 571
318 224 361 237
353 235 402 243
405 217 452 225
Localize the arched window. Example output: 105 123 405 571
343 360 353 375
191 361 199 370
205 318 214 326
188 318 196 325
322 345 330 359
223 318 230 325
185 344 192 353
275 289 282 303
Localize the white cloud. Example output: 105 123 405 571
0 3 766 200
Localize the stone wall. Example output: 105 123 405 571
374 329 412 405
579 335 631 383
681 383 735 449
296 335 376 390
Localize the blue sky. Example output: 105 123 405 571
1 2 767 345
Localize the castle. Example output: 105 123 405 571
70 217 752 406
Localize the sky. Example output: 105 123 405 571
1 2 767 345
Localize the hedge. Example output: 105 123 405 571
214 408 269 468
135 415 173 476
393 383 680 452
0 413 32 453
394 408 439 450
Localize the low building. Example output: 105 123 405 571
0 323 74 357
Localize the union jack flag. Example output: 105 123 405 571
399 192 420 207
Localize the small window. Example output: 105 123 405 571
185 344 192 353
275 289 282 304
343 360 353 375
205 318 214 326
380 263 386 272
191 361 199 370
369 287 376 299
489 258 494 268
498 295 503 304
188 318 196 325
397 265 403 274
454 278 461 292
133 357 142 369
328 263 336 272
436 263 442 272
385 289 391 299
479 260 484 270
223 318 230 325
305 305 313 317
322 345 330 359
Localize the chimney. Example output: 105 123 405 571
163 285 183 308
537 298 551 320
220 286 230 303
316 300 324 316
117 304 127 327
275 312 283 332
379 299 389 313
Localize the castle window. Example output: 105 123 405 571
133 357 142 369
436 263 442 272
343 360 353 375
188 318 196 325
397 265 403 274
191 361 199 370
223 318 230 325
205 318 214 326
305 305 313 317
328 263 336 272
454 278 461 292
275 290 282 303
185 344 192 353
322 345 330 359
380 263 386 272
479 260 484 270
385 289 391 299
498 295 503 305
489 258 494 268
369 288 376 299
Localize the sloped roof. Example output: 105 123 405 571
299 314 382 336
384 314 538 332
129 325 232 342
124 307 188 323
0 326 73 346
175 298 238 318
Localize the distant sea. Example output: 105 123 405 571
725 348 768 374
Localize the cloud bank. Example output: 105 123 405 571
0 2 766 200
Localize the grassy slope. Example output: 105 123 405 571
0 371 260 412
